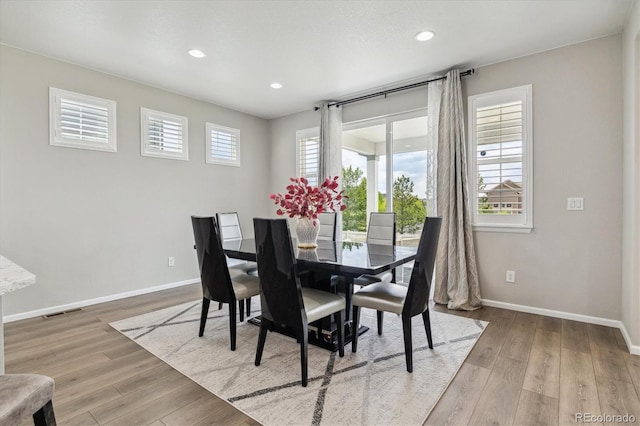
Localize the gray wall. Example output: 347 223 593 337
466 35 622 320
0 45 271 316
269 35 624 321
622 0 640 345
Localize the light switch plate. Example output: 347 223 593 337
567 197 584 211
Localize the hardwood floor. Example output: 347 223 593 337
5 285 640 425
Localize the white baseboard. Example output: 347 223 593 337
3 278 200 323
618 322 640 355
482 298 640 355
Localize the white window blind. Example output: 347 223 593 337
141 108 188 161
206 123 240 166
469 85 533 232
296 128 320 186
49 88 117 152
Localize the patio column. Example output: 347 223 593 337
366 154 378 222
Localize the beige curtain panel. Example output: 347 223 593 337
433 69 482 310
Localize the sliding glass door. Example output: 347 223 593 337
342 111 429 278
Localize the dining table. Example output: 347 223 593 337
222 238 418 351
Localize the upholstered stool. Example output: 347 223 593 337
0 374 56 425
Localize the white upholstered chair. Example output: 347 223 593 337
215 212 258 316
216 212 258 275
317 212 337 241
353 212 396 286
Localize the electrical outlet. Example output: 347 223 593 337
506 270 515 283
168 256 175 267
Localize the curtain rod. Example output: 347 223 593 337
314 68 475 110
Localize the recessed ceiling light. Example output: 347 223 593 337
414 31 435 42
270 82 283 89
188 49 206 58
404 144 411 148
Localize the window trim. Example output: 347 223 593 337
49 87 117 152
205 122 241 167
140 107 189 161
468 85 533 233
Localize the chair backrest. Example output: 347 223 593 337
403 217 442 318
366 212 396 246
216 212 243 242
317 212 337 241
191 216 236 303
253 218 306 329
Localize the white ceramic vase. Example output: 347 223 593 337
295 217 319 249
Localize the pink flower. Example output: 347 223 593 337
269 176 347 220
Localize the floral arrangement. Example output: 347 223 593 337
269 176 347 220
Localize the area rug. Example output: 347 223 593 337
110 300 486 426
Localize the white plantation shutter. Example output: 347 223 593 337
476 101 523 214
469 85 533 231
141 108 188 160
206 123 240 166
296 128 320 186
49 88 117 152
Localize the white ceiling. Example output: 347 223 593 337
0 0 634 119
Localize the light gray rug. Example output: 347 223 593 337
110 300 486 426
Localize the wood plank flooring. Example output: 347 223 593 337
5 284 640 425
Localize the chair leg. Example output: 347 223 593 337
239 299 245 322
218 302 223 310
199 298 210 337
246 298 251 318
255 319 269 366
300 326 309 387
377 310 384 335
335 310 344 357
229 302 237 351
422 309 433 349
402 316 413 372
344 280 353 322
33 400 56 426
352 305 361 353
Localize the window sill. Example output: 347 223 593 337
472 225 533 234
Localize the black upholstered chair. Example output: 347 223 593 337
353 212 396 286
351 216 442 372
316 212 337 241
0 374 56 425
191 216 260 350
253 218 345 387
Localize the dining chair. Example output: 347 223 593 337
191 216 260 350
351 216 442 372
216 212 258 275
253 218 345 387
316 212 337 241
0 374 56 426
353 212 396 286
216 212 258 315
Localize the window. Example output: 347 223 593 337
296 128 320 186
468 85 532 232
206 123 240 166
140 108 188 160
49 87 117 152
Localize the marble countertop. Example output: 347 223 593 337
0 255 36 296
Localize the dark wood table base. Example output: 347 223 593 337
247 316 369 352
